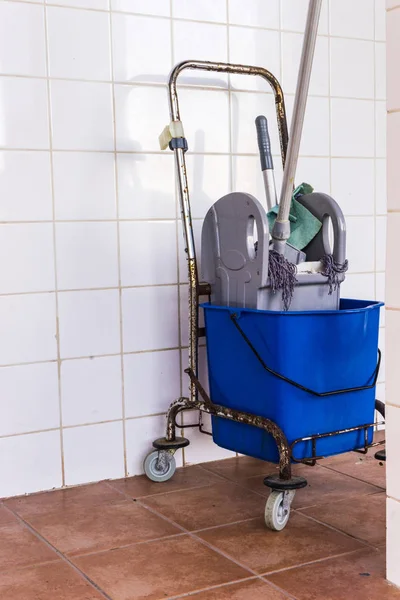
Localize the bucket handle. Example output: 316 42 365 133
230 314 381 398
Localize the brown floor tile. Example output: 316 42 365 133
26 501 180 556
174 578 289 599
0 505 19 526
299 492 386 547
240 464 382 509
267 548 400 600
0 561 104 599
5 482 124 519
109 465 224 499
143 481 265 531
0 522 58 570
202 456 278 482
198 512 364 574
74 535 250 600
321 452 386 489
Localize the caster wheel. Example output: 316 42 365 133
143 450 176 483
264 490 294 531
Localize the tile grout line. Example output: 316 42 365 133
107 0 128 479
42 0 65 487
1 504 113 600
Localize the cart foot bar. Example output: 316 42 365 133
264 473 308 491
153 437 190 450
374 448 386 462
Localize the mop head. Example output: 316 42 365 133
267 183 322 250
321 254 349 294
268 249 297 311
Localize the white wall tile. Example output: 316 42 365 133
63 421 125 486
0 151 52 221
281 0 329 35
125 414 183 476
296 157 330 192
0 293 57 365
229 27 280 92
0 362 59 437
331 99 375 157
375 101 387 158
331 158 375 215
122 286 179 352
231 91 280 155
387 215 400 308
330 39 375 99
285 96 330 157
232 155 272 203
387 113 400 210
282 34 329 96
376 158 387 215
0 224 55 294
47 7 111 80
48 0 109 8
375 43 387 100
61 356 123 426
376 216 387 272
387 497 400 587
173 0 227 22
119 221 177 287
56 222 119 290
0 2 46 76
53 152 117 220
124 349 180 418
50 81 114 151
386 311 400 406
375 0 386 41
345 216 375 273
330 0 374 40
184 154 231 219
376 273 386 324
178 88 230 153
115 84 169 152
58 289 120 358
111 0 170 15
112 14 171 84
340 273 376 299
183 411 235 465
117 153 176 220
229 0 279 29
0 78 49 149
0 430 62 498
173 21 228 86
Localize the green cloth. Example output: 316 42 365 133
267 183 322 251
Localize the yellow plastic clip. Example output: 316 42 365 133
159 120 185 150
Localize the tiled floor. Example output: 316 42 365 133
0 441 398 600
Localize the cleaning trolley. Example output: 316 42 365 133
143 0 385 531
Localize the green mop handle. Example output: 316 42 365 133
272 0 322 254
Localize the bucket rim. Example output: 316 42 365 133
200 298 384 316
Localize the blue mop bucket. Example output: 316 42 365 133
202 299 383 462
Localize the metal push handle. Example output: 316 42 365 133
166 60 289 404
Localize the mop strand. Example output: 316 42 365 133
268 249 298 311
320 254 349 295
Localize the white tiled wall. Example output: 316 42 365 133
386 0 400 588
0 0 386 497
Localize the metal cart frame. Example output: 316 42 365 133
148 60 385 526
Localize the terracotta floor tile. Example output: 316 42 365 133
198 513 364 574
240 464 382 509
74 535 250 600
5 482 124 518
143 481 265 531
267 548 400 600
299 492 386 547
321 452 386 489
0 561 104 599
26 501 180 556
0 522 58 570
174 578 289 599
202 456 277 482
109 465 224 499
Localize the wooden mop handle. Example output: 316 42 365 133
272 0 323 253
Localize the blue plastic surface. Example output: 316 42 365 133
202 299 383 462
